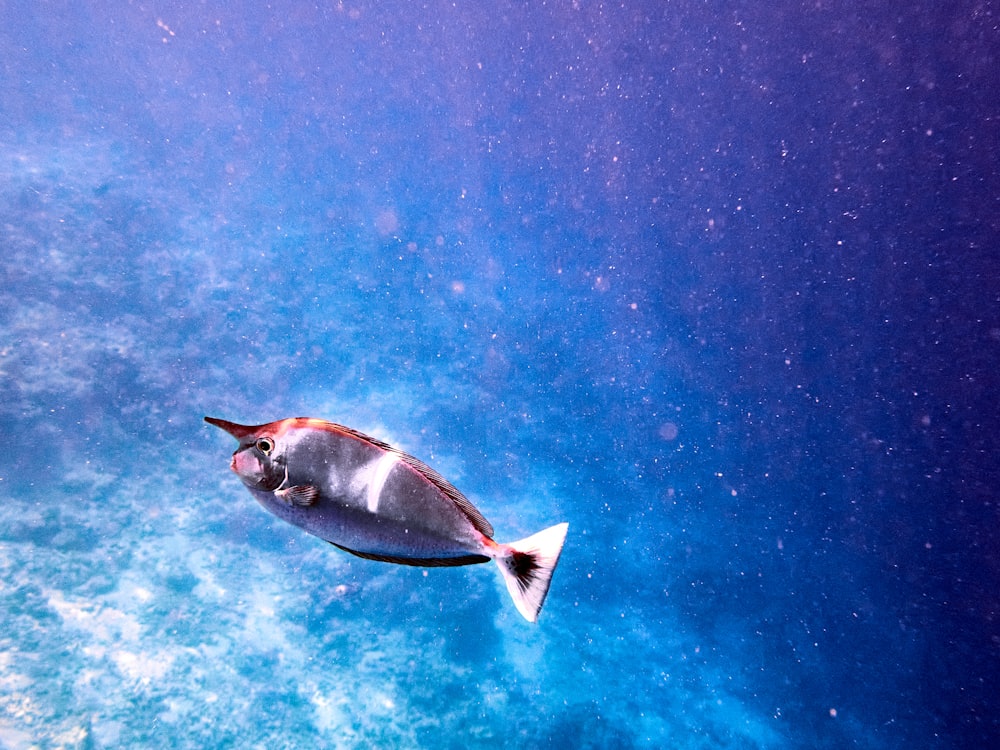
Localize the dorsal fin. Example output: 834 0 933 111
393 452 495 539
313 421 496 540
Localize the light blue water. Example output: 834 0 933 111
2 1 997 748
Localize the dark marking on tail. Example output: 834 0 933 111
510 551 542 593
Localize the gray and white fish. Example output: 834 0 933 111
205 416 568 622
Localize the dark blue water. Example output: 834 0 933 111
1 1 997 747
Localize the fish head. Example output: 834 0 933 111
205 417 286 492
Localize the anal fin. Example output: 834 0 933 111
328 541 490 567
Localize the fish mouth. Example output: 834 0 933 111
230 447 285 492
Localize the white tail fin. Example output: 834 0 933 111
495 522 568 622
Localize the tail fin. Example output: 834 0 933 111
495 522 568 622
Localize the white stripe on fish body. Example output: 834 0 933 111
361 451 399 513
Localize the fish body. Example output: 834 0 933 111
205 416 568 622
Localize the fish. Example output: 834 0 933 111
204 416 569 622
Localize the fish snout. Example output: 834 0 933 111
230 448 284 491
232 449 262 477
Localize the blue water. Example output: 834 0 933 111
1 1 997 747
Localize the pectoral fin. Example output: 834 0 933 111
275 485 320 507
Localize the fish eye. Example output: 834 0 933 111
255 437 274 455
